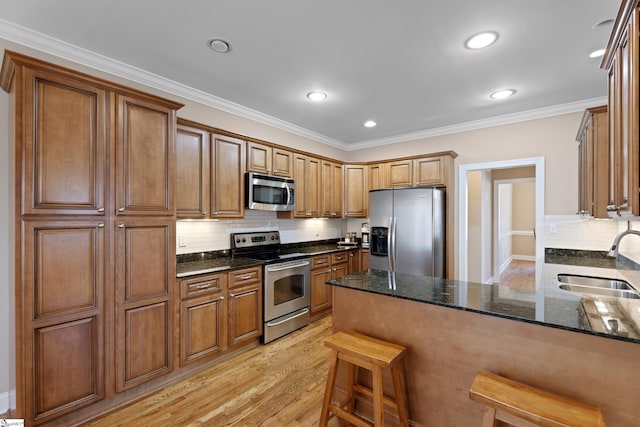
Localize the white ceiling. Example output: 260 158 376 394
0 1 619 150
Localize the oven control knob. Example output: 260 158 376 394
235 238 241 244
242 238 246 243
271 236 275 240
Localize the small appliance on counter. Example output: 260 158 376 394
361 222 370 248
337 232 359 247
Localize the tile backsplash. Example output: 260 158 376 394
176 210 348 254
544 215 640 264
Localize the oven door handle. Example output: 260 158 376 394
266 260 310 271
266 308 310 327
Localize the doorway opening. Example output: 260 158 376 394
457 157 544 290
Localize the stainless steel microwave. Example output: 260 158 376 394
245 172 295 211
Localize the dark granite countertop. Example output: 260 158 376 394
327 266 640 344
176 242 362 278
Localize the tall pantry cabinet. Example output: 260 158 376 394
1 51 182 425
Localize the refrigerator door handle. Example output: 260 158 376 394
391 216 397 271
388 216 394 271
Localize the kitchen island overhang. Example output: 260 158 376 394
326 269 640 426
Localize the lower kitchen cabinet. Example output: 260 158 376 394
179 272 227 366
115 219 175 392
228 267 263 347
310 252 351 318
360 249 369 270
21 220 106 423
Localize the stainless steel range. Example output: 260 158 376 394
231 231 311 343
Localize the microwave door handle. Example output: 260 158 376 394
286 184 292 205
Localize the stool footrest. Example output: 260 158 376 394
469 371 606 427
353 383 401 411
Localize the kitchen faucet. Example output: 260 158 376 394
608 221 640 258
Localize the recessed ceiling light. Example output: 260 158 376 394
589 49 606 58
465 31 499 50
364 120 377 128
306 91 327 101
490 89 516 100
207 38 232 53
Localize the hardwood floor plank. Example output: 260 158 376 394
84 316 337 426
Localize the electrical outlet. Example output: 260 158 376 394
178 235 186 247
549 224 557 234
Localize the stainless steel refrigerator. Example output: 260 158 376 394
369 187 445 276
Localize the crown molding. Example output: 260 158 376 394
345 97 608 151
0 18 607 153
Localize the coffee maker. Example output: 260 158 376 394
361 222 369 248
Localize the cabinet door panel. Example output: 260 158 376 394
116 95 175 215
272 147 293 177
23 220 104 319
118 222 171 302
33 317 102 419
176 124 210 218
228 285 262 346
23 68 106 215
414 157 444 186
122 301 171 387
211 135 245 218
310 268 331 316
181 293 226 365
388 160 413 187
247 141 271 174
344 165 368 218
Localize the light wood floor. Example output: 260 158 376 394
499 259 536 290
83 316 337 427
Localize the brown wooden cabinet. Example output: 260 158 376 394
360 249 369 271
22 220 105 422
347 249 360 273
576 106 609 218
178 273 227 366
2 51 183 426
247 141 293 177
321 160 343 218
344 164 368 218
115 94 176 216
176 124 210 218
211 134 245 218
369 163 388 191
414 156 446 186
20 67 108 216
310 255 332 318
604 3 640 217
388 159 413 187
287 154 321 218
114 218 175 392
228 267 263 347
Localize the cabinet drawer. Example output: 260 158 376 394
331 252 349 264
180 273 227 299
229 266 262 288
311 255 331 270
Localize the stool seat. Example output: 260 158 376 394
469 371 606 427
319 330 409 427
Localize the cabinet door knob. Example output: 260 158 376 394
118 207 125 212
118 224 125 228
98 223 105 228
219 296 225 300
229 293 235 297
97 207 105 213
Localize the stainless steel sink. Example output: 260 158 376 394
557 274 640 299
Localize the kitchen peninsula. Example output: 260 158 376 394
326 266 640 426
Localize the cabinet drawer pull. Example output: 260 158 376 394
230 293 235 297
237 274 253 280
98 223 104 228
195 284 212 289
97 207 105 213
219 296 225 300
118 224 125 228
118 207 125 212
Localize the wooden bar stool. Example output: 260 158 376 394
469 371 606 427
319 330 409 427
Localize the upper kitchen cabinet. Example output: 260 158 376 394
576 106 609 218
5 60 108 216
603 2 640 217
176 123 210 218
211 134 246 218
321 160 343 218
115 95 178 216
387 154 454 188
369 163 389 191
344 164 368 218
279 153 321 218
247 141 293 177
